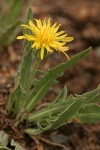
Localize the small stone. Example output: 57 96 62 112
95 47 100 58
50 133 69 144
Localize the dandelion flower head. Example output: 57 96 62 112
17 18 74 60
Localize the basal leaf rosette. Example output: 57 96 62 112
17 18 74 60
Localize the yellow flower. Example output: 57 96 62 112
17 18 74 60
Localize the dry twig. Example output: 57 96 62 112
30 135 44 150
36 135 69 150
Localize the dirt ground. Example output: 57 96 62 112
0 0 100 150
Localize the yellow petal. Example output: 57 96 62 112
58 46 69 52
56 34 67 40
21 24 37 35
24 34 36 41
62 37 74 42
45 46 53 52
21 24 31 30
17 36 26 39
43 19 46 28
32 42 40 49
52 24 61 34
55 31 65 37
50 23 57 34
35 42 41 49
17 18 74 60
40 47 44 60
51 41 66 47
29 20 39 33
35 19 42 29
46 18 51 31
61 51 70 59
60 42 66 46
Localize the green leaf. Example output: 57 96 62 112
8 9 33 113
49 98 84 129
26 97 84 134
75 85 100 104
77 103 100 123
26 47 91 112
24 128 43 135
0 130 10 150
24 8 33 46
0 21 21 48
53 86 67 103
27 95 75 122
0 131 9 147
28 85 100 123
26 85 99 134
11 139 25 150
6 0 23 25
8 48 33 114
0 0 23 50
0 146 11 150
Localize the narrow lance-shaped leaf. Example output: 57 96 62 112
53 86 67 103
77 103 100 123
3 22 21 45
26 47 91 112
6 0 23 25
28 85 100 123
49 98 84 129
75 85 100 104
24 8 33 46
0 0 23 50
27 95 75 122
8 9 33 113
25 97 84 135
